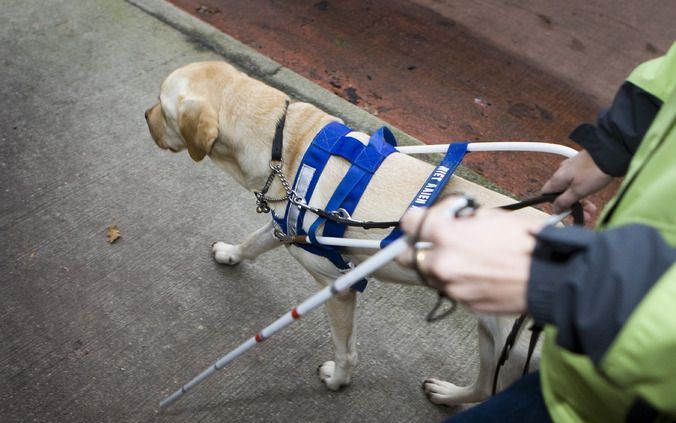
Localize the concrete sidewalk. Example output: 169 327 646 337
1 1 480 421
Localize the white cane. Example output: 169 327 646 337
159 197 473 409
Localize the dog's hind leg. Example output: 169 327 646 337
422 319 495 406
212 220 281 265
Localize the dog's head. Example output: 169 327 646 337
145 61 242 162
145 61 309 190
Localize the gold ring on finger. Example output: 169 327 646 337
415 249 429 274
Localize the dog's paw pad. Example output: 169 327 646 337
212 242 242 265
317 361 347 391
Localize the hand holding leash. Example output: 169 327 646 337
540 149 610 219
397 196 549 314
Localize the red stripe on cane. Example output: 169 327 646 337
291 308 301 320
255 333 264 343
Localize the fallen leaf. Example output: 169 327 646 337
363 103 379 116
106 225 121 244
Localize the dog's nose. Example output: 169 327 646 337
144 108 150 121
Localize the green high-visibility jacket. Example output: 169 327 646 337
539 43 676 422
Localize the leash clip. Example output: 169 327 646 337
289 192 305 208
329 208 351 220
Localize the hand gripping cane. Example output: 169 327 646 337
159 196 474 409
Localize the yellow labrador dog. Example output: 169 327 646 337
145 61 540 406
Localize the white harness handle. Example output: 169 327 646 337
397 141 577 157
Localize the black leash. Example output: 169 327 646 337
312 191 583 231
500 192 584 225
313 208 400 229
523 323 543 376
491 193 583 394
491 316 544 395
492 314 527 395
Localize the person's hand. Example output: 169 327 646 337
541 149 613 219
396 197 547 314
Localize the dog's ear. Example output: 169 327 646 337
177 99 218 162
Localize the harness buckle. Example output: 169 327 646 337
273 227 304 244
273 227 291 243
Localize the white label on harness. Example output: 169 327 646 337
288 164 316 236
413 165 450 207
345 131 370 145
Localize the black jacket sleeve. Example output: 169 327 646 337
570 81 662 177
526 224 676 363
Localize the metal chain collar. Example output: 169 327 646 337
254 161 293 213
253 160 329 217
254 160 398 232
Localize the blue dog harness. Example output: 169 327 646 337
269 121 468 291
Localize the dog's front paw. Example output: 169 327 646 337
422 378 476 406
212 242 242 265
317 361 350 391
